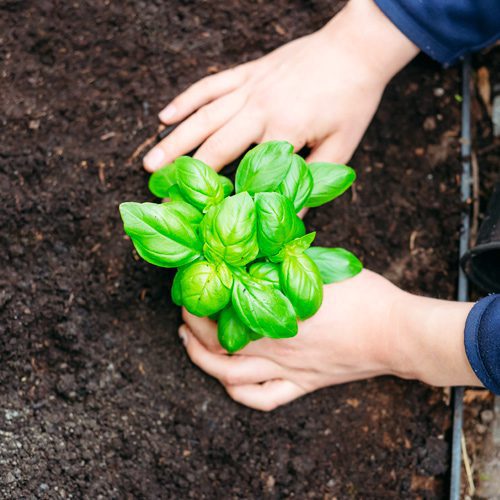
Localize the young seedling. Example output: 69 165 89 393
120 141 362 352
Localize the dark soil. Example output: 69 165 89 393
1 1 496 498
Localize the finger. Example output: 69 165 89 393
179 325 284 385
181 309 285 360
193 109 264 170
181 309 221 353
297 207 309 219
159 67 248 124
306 134 352 164
261 128 307 154
225 379 305 412
144 91 245 171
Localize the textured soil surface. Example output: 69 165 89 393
1 1 495 498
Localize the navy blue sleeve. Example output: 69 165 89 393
374 0 500 65
464 295 500 394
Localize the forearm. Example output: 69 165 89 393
320 0 420 85
391 292 482 387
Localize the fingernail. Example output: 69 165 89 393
178 326 189 347
159 104 176 122
143 147 166 171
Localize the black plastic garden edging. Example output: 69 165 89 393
449 56 472 500
461 181 500 292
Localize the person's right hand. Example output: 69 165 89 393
178 270 481 411
143 0 419 172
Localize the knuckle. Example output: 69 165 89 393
221 370 240 387
195 105 213 126
245 98 266 122
202 133 225 157
221 362 249 386
247 90 268 109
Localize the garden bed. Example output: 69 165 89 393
0 1 494 497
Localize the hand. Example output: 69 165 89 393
143 0 419 172
178 270 481 411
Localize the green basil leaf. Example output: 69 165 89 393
235 141 294 194
305 247 363 283
269 231 316 263
219 175 234 197
180 260 231 316
171 268 184 306
203 192 259 266
119 202 201 268
175 156 224 211
248 330 263 340
291 216 306 240
305 163 356 208
199 203 218 246
277 154 313 212
231 273 297 338
286 232 316 254
162 200 203 226
248 262 281 289
149 164 176 198
254 192 304 257
218 305 251 353
165 184 189 202
215 261 233 289
280 253 323 319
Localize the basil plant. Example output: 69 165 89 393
120 141 362 353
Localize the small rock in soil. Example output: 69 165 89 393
480 409 495 424
423 116 437 131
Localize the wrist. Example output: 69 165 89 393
389 292 482 387
321 0 419 85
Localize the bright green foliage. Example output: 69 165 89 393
305 247 362 283
179 260 231 317
218 306 252 353
166 185 189 202
171 268 184 306
255 192 304 257
248 262 280 289
235 141 293 194
120 141 362 352
119 202 201 268
202 192 259 266
232 273 297 338
219 175 234 197
149 164 176 198
175 156 224 211
305 162 356 208
163 200 203 226
269 232 316 263
280 253 323 319
277 154 313 212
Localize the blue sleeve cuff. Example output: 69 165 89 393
464 295 500 394
374 0 452 63
374 0 500 66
